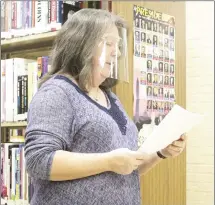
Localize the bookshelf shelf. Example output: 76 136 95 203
1 121 27 128
1 31 58 53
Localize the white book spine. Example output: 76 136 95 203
5 59 14 122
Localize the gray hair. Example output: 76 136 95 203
39 8 127 91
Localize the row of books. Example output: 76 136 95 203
1 57 50 123
1 1 112 38
1 142 33 204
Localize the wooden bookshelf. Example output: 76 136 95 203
1 121 27 128
1 31 57 53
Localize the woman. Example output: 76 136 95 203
25 9 186 205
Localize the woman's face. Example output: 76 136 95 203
92 25 121 87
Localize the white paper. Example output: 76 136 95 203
138 104 204 154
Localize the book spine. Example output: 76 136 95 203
1 1 5 31
21 76 25 114
37 57 42 79
48 0 51 24
31 0 35 27
17 76 22 115
35 0 42 28
51 0 57 24
26 0 30 28
16 1 22 29
24 75 28 113
11 1 17 29
15 148 20 200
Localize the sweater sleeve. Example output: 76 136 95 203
24 84 75 180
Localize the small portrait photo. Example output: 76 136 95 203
170 64 175 75
134 43 140 57
147 86 152 96
158 62 163 72
147 47 153 59
164 75 169 86
146 20 152 31
152 60 159 73
141 18 146 30
164 88 169 99
135 17 140 28
158 36 163 47
153 74 158 84
158 23 163 34
164 102 169 112
169 89 175 100
164 38 169 48
164 25 169 35
135 31 140 41
170 27 175 37
164 50 169 61
158 75 163 85
147 100 152 110
153 35 158 46
153 47 159 60
141 32 146 42
153 100 158 110
147 60 152 71
170 76 174 87
146 33 152 44
153 87 158 97
159 49 163 60
153 22 158 32
157 102 163 114
141 45 146 58
170 39 175 51
147 73 152 84
158 87 164 98
164 63 169 74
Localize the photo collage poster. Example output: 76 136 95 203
132 5 176 146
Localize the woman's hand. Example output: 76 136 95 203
108 148 147 175
160 134 187 158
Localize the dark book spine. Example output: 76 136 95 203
24 75 28 113
17 76 22 114
21 76 25 114
48 0 51 24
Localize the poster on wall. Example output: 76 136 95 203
133 5 176 146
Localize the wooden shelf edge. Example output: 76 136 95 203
1 122 27 128
1 31 58 53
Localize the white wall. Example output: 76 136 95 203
186 2 214 205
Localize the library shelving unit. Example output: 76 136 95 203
1 2 112 205
1 30 57 205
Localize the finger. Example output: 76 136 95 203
169 145 182 152
172 140 184 147
180 134 187 141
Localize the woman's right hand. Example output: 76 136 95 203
107 148 146 175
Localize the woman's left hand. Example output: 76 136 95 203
160 134 187 158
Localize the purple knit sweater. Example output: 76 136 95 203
24 75 141 205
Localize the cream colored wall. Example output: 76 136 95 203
186 2 214 205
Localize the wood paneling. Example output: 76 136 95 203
112 2 186 205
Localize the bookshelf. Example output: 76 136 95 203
1 31 57 53
1 122 27 128
1 1 112 205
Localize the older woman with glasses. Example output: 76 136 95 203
25 9 186 205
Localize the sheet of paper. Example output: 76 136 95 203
138 104 204 154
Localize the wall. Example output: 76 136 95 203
186 2 214 205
